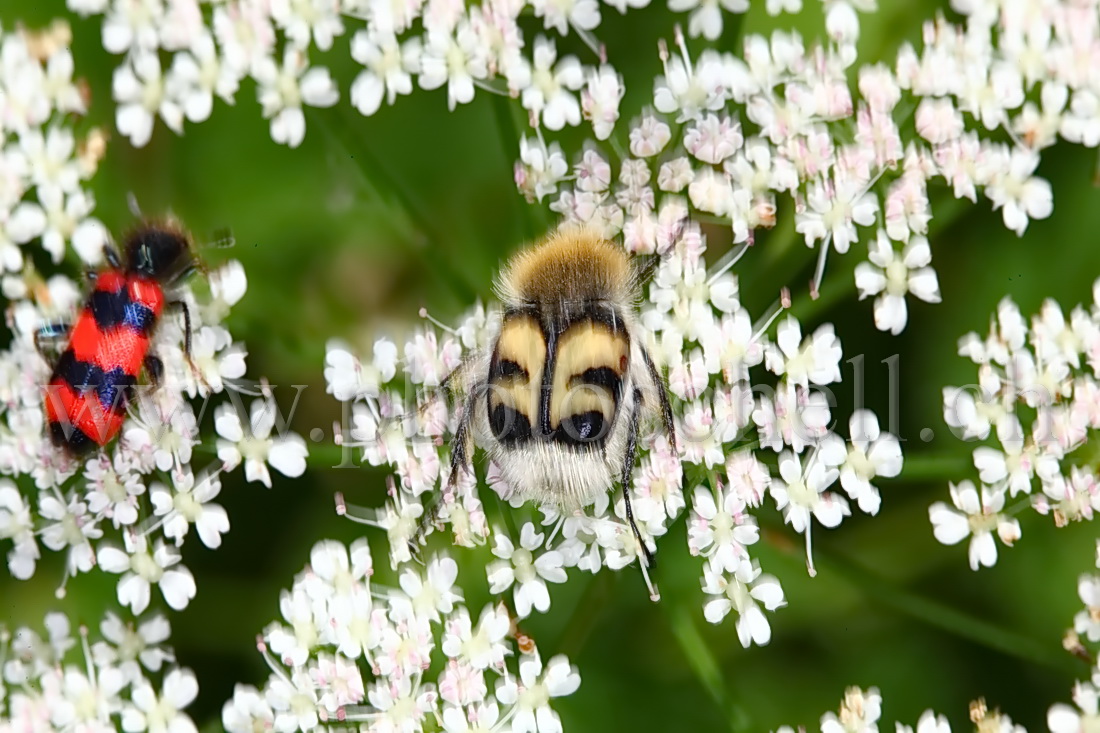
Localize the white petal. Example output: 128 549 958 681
118 574 151 614
908 268 941 303
160 567 197 609
928 503 969 545
874 294 908 334
269 436 308 478
854 263 886 297
968 532 998 570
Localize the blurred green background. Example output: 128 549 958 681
2 1 1099 730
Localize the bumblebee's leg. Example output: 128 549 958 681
641 348 676 451
35 322 72 360
622 387 655 569
144 354 164 387
411 387 477 554
416 353 474 423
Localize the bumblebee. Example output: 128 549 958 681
444 226 675 568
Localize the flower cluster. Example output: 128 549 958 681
773 540 1100 733
774 685 1016 733
0 21 105 274
0 237 311 613
0 23 309 616
68 0 632 149
1049 540 1100 733
222 538 581 733
932 281 1100 569
65 0 1099 339
0 610 199 732
526 0 1100 338
67 0 812 151
326 218 903 647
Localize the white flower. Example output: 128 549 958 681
764 317 843 387
350 28 415 116
1075 574 1100 642
839 410 903 515
517 136 569 202
215 399 309 487
113 52 183 147
84 454 145 527
0 481 38 579
629 114 672 158
367 675 436 732
687 483 759 572
929 481 1020 570
896 710 951 733
972 415 1043 497
222 684 275 733
391 555 463 623
121 668 199 733
530 0 600 34
519 37 583 131
168 32 242 124
984 149 1053 236
254 48 338 148
270 0 345 51
93 612 174 680
98 537 198 613
405 331 461 387
684 113 743 164
1048 682 1100 733
486 523 566 618
581 65 623 140
266 669 320 732
19 125 81 194
654 50 728 122
325 338 399 401
150 470 230 549
102 0 163 54
419 22 489 111
39 492 102 578
821 686 882 733
797 175 878 254
495 653 580 733
725 450 770 507
770 449 847 534
701 559 785 645
669 0 748 41
442 603 511 670
854 231 941 334
182 325 246 396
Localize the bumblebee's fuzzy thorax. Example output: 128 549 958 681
495 226 635 309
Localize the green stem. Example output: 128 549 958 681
898 453 973 482
664 603 753 733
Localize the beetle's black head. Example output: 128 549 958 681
124 224 194 282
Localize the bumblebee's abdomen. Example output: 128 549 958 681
488 307 629 450
46 272 164 454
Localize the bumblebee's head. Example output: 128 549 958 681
125 224 194 282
